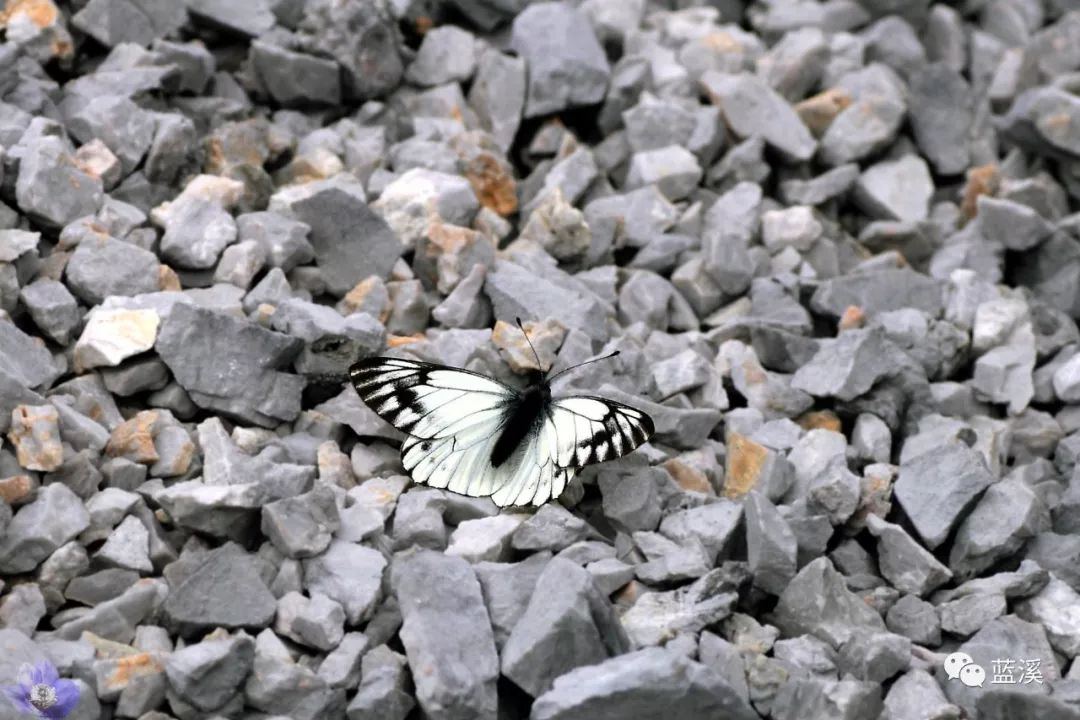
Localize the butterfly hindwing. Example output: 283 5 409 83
349 357 655 507
547 396 654 471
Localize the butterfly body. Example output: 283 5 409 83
349 355 654 507
490 372 550 468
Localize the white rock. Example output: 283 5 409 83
446 514 528 563
74 308 160 369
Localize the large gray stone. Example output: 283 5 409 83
510 2 611 118
502 557 629 697
289 189 402 297
531 647 758 720
391 549 499 720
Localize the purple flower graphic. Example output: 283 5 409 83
2 661 79 718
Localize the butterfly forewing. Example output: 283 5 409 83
349 356 655 507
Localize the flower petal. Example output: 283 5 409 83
1 685 34 714
51 679 80 714
35 661 60 686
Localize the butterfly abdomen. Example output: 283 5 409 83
490 389 546 468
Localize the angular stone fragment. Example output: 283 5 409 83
8 404 63 472
163 543 276 638
392 549 499 720
865 515 952 597
16 134 104 228
302 540 386 625
502 556 629 696
156 303 304 427
893 444 995 549
0 484 90 573
74 308 160 370
854 155 934 222
532 648 759 720
510 2 611 118
702 71 816 162
773 558 886 647
65 235 161 306
250 41 341 107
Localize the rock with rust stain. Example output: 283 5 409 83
8 403 63 471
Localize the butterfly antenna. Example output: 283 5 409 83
546 350 621 384
515 317 546 373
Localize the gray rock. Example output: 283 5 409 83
16 134 104 228
65 235 160 306
866 515 952 597
773 557 887 647
236 211 313 272
792 328 897 401
744 492 798 596
938 592 1008 636
19 278 81 345
943 616 1058 716
244 627 346 719
621 568 742 647
65 568 140 607
298 0 403 101
95 515 153 574
467 47 525 153
531 647 758 720
0 483 90 573
1026 533 1080 592
291 188 401 296
486 259 608 341
251 41 341 107
908 63 974 175
0 583 45 635
158 195 237 270
406 25 477 87
156 303 304 427
73 0 187 47
779 164 860 206
165 632 254 713
475 552 549 651
510 2 611 118
346 644 414 720
163 543 276 637
274 591 345 651
598 468 661 533
508 505 589 553
885 595 941 646
502 557 629 697
836 631 910 683
392 549 499 719
883 670 960 720
625 145 703 200
701 71 816 162
893 443 995 549
302 539 386 625
1001 87 1080 160
186 0 275 36
949 479 1050 581
65 96 155 175
977 196 1053 251
373 168 479 250
262 485 340 559
771 676 882 720
820 96 905 166
317 631 369 689
854 155 934 222
811 268 944 319
446 514 526 563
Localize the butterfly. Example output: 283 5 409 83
349 320 654 507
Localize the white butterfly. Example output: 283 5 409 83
349 328 654 507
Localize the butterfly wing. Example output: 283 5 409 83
488 395 655 507
350 357 518 498
350 358 654 507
